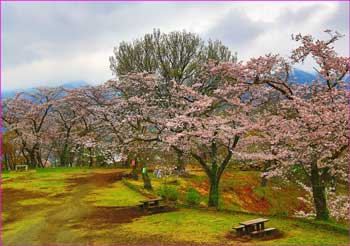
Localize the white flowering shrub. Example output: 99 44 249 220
294 182 350 222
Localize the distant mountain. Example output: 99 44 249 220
1 81 89 99
61 81 89 89
2 71 346 100
289 68 318 85
289 68 349 85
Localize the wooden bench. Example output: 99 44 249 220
251 227 277 237
153 204 167 210
138 198 163 210
15 165 28 171
233 225 245 236
264 227 277 235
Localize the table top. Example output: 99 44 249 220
239 218 269 226
141 198 162 203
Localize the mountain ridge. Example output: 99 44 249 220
2 81 90 99
3 69 347 99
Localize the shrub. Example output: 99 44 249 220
185 188 201 206
158 184 179 202
167 179 180 186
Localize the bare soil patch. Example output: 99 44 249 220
76 206 177 230
67 170 127 188
2 188 52 224
3 188 44 204
225 230 284 242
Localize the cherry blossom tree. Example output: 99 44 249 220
51 94 82 166
2 30 347 218
61 86 123 167
2 87 64 168
260 31 349 220
106 64 273 207
110 30 237 172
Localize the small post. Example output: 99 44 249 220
142 167 153 190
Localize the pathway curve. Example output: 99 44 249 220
3 171 127 244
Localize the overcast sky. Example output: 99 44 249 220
1 1 349 91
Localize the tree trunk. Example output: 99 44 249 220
35 150 43 168
5 153 12 170
88 147 93 167
192 136 238 209
192 149 234 209
78 146 84 167
43 146 53 167
21 147 30 167
312 184 329 220
28 150 37 168
311 161 329 220
261 175 268 187
261 161 272 187
142 172 153 190
60 144 68 166
208 175 219 207
173 146 185 172
3 153 10 170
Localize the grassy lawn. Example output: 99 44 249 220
2 167 349 245
83 182 146 207
2 167 92 196
123 170 314 216
119 209 348 245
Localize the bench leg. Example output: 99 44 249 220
247 225 253 234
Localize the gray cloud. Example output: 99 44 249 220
324 2 349 32
2 2 349 90
204 9 264 50
277 4 326 27
3 3 141 67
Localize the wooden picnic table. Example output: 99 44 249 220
233 218 277 237
232 218 270 236
138 198 163 210
239 218 269 234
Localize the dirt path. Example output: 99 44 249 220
3 170 178 245
37 182 94 244
3 170 140 245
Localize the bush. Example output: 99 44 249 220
185 188 201 206
167 179 180 186
158 184 179 202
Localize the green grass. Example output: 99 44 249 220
120 208 349 244
18 198 63 206
3 177 68 195
2 167 349 245
4 212 47 244
2 167 95 196
83 182 147 207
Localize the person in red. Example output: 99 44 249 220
131 159 138 180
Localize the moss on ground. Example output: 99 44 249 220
2 167 349 245
3 210 49 245
120 208 349 245
2 167 93 196
18 198 63 206
83 182 146 207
